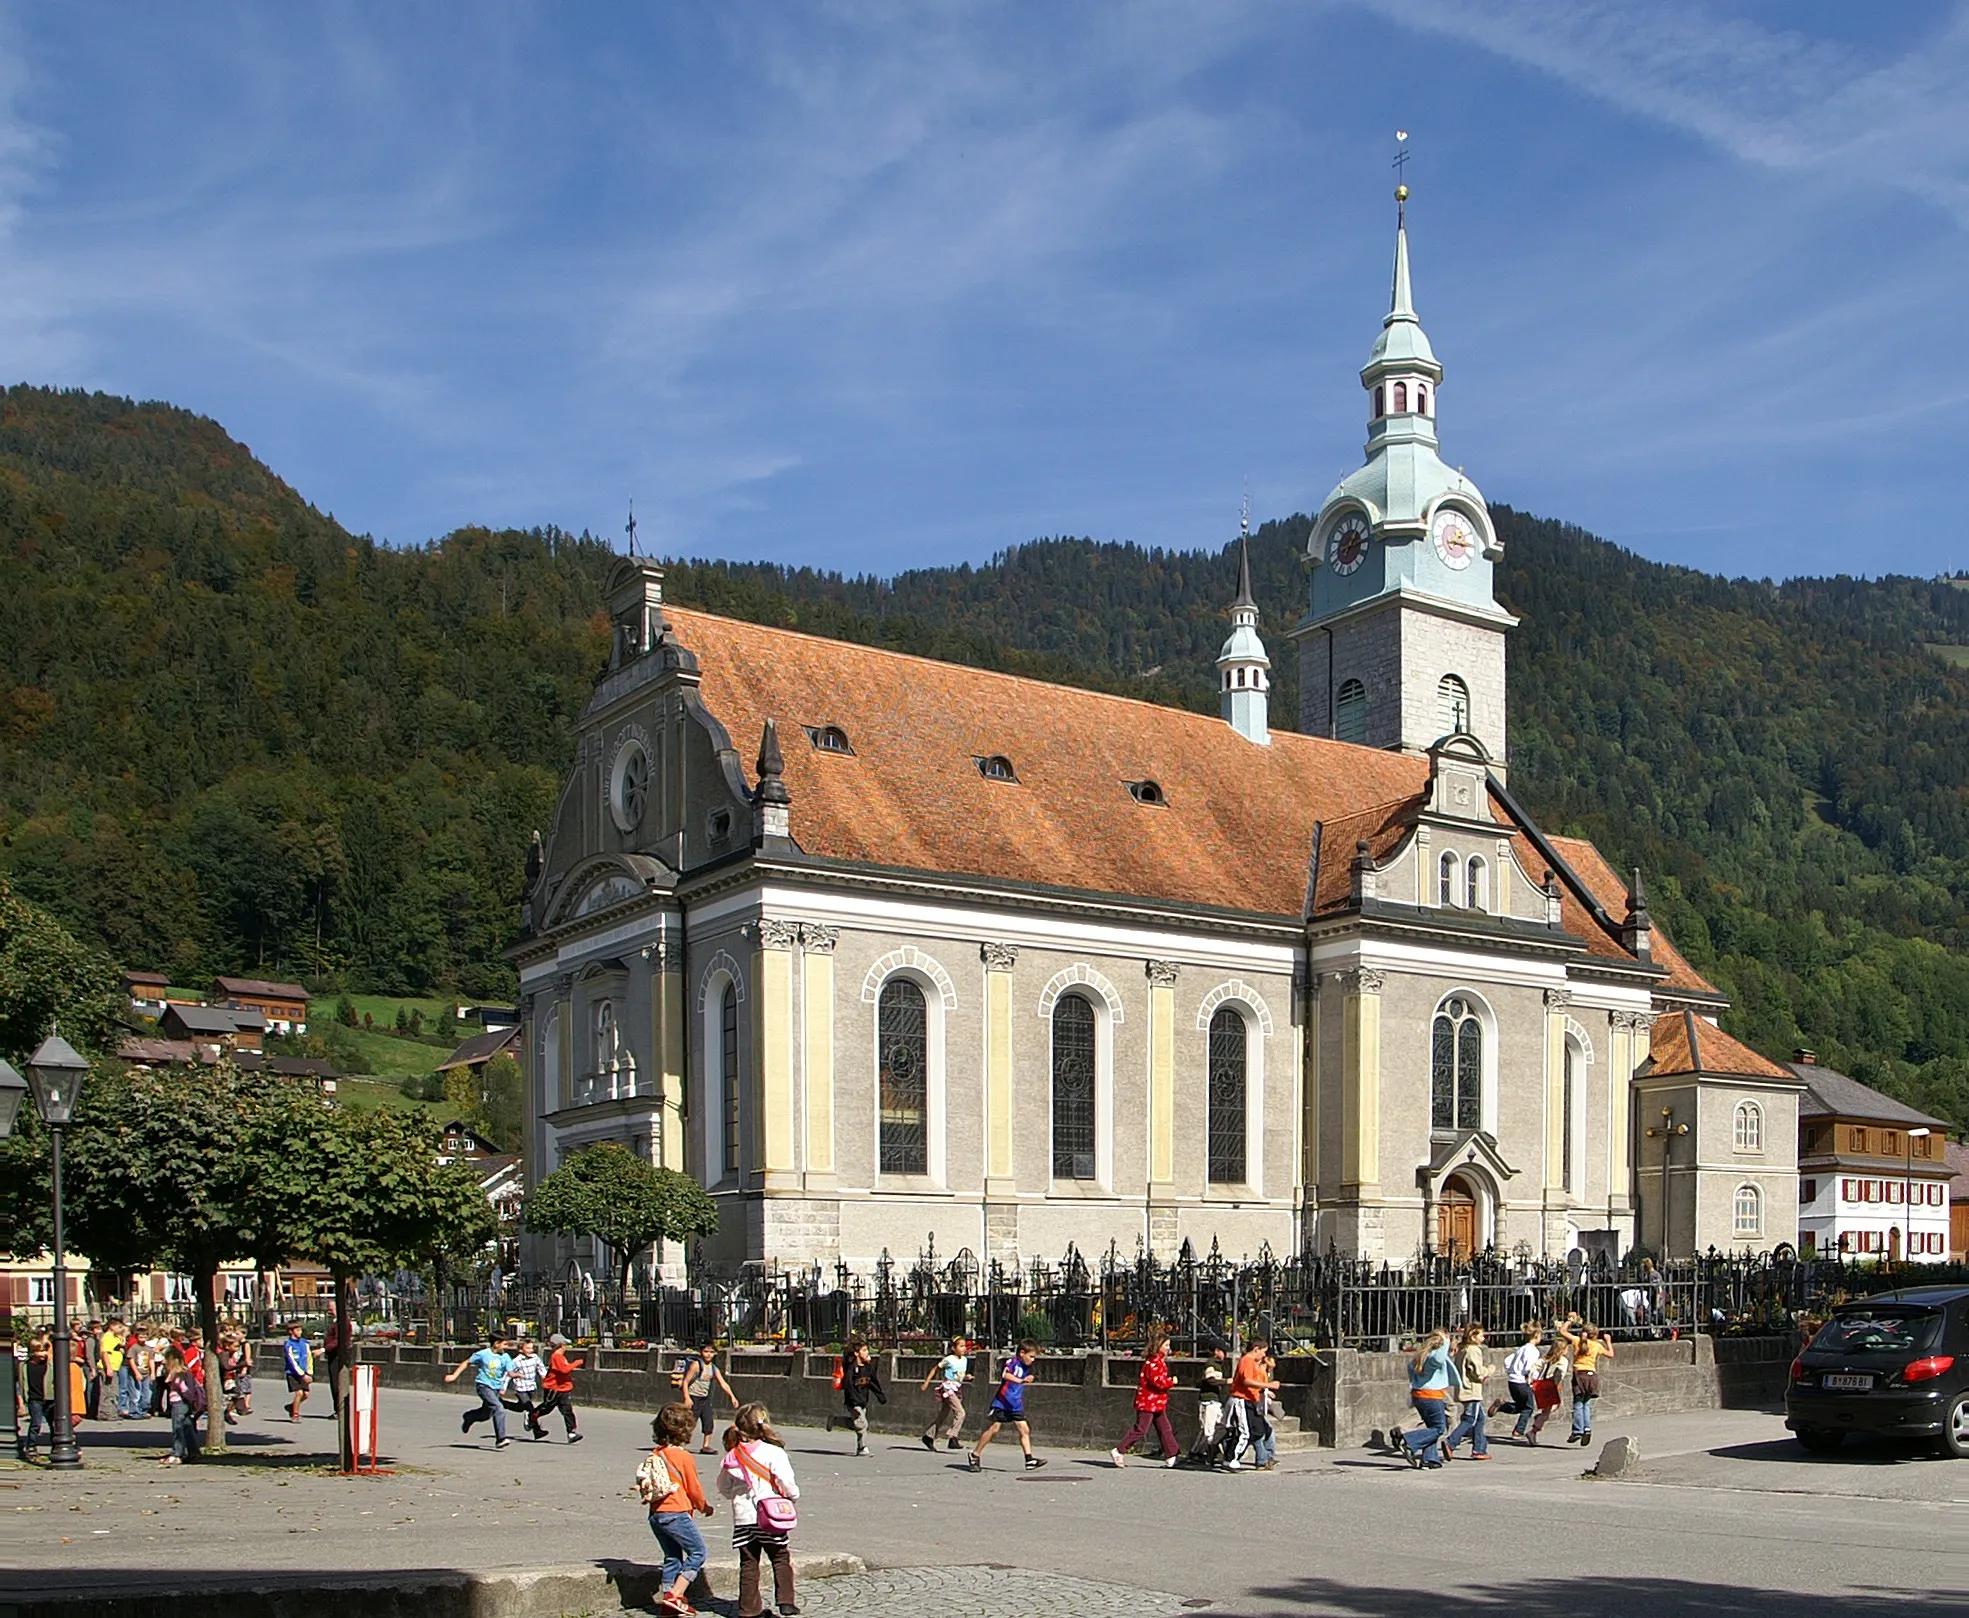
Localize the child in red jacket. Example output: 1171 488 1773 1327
1110 1328 1180 1467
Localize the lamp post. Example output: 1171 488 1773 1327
1906 1128 1932 1263
1645 1107 1690 1255
0 1059 26 1455
25 1032 90 1470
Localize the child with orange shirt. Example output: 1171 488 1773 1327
639 1403 714 1616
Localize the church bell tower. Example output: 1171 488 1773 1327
1289 169 1516 773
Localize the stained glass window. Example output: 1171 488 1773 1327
1207 1006 1247 1184
1431 996 1483 1133
878 978 928 1175
721 983 741 1177
1052 995 1096 1180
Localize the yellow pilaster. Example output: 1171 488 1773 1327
752 921 798 1184
1147 964 1177 1186
1608 1013 1635 1204
1494 838 1512 916
1340 969 1382 1190
983 949 1016 1184
1544 989 1570 1191
1301 972 1320 1198
800 926 837 1179
654 949 686 1172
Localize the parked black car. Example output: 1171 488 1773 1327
1786 1285 1969 1457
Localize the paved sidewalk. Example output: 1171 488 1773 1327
7 1390 1964 1616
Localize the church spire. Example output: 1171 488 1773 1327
1389 190 1415 323
1230 497 1257 614
1218 500 1270 746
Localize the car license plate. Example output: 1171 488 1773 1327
1823 1373 1872 1391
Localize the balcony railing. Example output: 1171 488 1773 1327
568 1067 656 1108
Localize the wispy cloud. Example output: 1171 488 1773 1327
1367 0 1969 222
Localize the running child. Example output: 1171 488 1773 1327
967 1340 1046 1472
919 1335 971 1452
825 1338 885 1457
639 1402 714 1617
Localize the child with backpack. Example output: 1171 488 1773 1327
638 1403 714 1617
161 1346 205 1465
824 1338 885 1456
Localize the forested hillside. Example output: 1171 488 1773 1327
2 385 1966 1131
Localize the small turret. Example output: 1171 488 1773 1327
755 719 791 842
1217 511 1271 746
1621 866 1653 962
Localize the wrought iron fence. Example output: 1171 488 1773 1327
412 1243 1969 1352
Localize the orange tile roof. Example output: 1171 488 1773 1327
669 607 1431 917
1545 835 1716 996
664 606 1704 1000
1648 1010 1792 1080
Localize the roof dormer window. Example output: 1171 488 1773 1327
1128 779 1166 806
805 724 854 755
976 754 1019 783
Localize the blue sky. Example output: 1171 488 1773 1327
2 2 1965 582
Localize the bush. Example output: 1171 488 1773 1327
336 995 357 1028
394 1005 411 1034
1017 1310 1055 1346
398 1071 445 1102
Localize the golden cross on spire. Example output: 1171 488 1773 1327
1393 129 1411 215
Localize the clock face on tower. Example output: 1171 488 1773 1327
1431 508 1478 571
1326 514 1371 576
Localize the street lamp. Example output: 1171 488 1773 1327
26 1031 89 1471
1906 1128 1932 1263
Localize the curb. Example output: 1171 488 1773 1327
0 1555 869 1618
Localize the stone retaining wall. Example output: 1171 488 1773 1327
265 1334 1795 1451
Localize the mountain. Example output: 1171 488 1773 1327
2 384 1966 1133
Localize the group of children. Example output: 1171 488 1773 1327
817 1332 1291 1473
1395 1314 1616 1468
442 1330 586 1449
638 1399 801 1618
13 1319 264 1466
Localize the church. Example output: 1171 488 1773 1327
513 193 1801 1276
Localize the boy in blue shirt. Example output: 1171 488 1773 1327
281 1322 314 1423
443 1334 515 1449
967 1340 1046 1472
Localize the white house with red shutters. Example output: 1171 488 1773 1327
1792 1056 1952 1260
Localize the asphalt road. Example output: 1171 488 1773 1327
7 1389 1966 1616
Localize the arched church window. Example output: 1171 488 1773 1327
1393 382 1408 413
1562 1039 1577 1191
1206 1005 1248 1185
720 982 741 1177
1439 851 1460 908
1466 855 1488 913
1430 995 1483 1132
1051 994 1097 1180
1733 1101 1763 1153
1335 679 1367 744
877 978 928 1175
1438 675 1471 736
1416 385 1428 415
1733 1183 1762 1239
1373 385 1385 418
